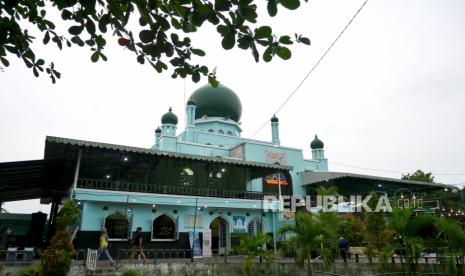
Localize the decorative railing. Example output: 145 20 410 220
77 178 274 200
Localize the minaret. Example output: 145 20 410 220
159 107 178 151
311 134 325 159
153 126 161 149
185 98 196 142
271 115 280 146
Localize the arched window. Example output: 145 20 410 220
152 214 176 240
226 131 233 136
247 218 263 237
218 130 224 135
180 167 194 186
104 212 129 240
208 129 214 133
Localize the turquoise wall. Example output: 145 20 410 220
76 190 275 234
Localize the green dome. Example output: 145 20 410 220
311 135 324 149
161 107 178 125
155 126 161 133
271 115 279 123
190 83 242 122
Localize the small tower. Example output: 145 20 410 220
271 115 280 146
185 98 196 142
153 126 161 149
159 107 178 151
311 135 325 159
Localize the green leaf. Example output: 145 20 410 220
68 25 84 35
139 17 148 26
71 36 85 47
279 35 293 45
238 36 251 50
255 26 272 39
0 57 9 67
199 66 208 74
171 18 182 29
139 30 155 43
156 15 170 30
280 0 300 10
36 59 45 66
208 76 219 87
43 32 50 45
99 14 110 33
263 46 274 62
222 33 235 50
267 0 278 17
91 51 99 62
299 36 311 45
251 43 259 62
191 48 205 56
100 52 107 62
85 20 96 35
277 46 291 60
192 71 201 83
61 9 73 20
33 67 39 77
215 0 231 11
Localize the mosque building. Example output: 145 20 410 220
0 83 451 253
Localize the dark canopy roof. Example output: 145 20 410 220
45 136 292 171
0 159 68 202
302 171 454 196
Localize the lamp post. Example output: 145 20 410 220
191 197 198 263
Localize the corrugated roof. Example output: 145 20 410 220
301 171 454 189
45 136 292 170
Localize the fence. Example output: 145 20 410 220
0 248 42 266
77 178 275 200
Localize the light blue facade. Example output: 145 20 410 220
73 83 328 252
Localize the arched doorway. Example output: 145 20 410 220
210 217 229 255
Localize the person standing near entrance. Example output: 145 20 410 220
337 236 350 262
97 228 115 266
129 227 147 263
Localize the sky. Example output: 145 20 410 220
1 0 465 214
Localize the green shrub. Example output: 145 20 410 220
121 269 142 276
19 266 41 276
41 201 79 276
41 230 75 276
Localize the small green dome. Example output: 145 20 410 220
271 115 279 123
155 126 161 134
187 98 196 106
190 83 242 122
161 107 178 125
311 135 324 149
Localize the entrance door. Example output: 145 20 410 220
210 217 229 255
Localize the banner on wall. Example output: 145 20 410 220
202 230 212 257
188 231 202 258
233 216 246 232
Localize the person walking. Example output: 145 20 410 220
337 236 350 262
98 228 115 266
129 226 147 263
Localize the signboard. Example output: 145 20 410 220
266 151 287 164
233 216 246 232
188 231 202 258
202 230 212 257
184 214 203 229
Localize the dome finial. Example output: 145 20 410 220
169 107 172 112
311 134 324 149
